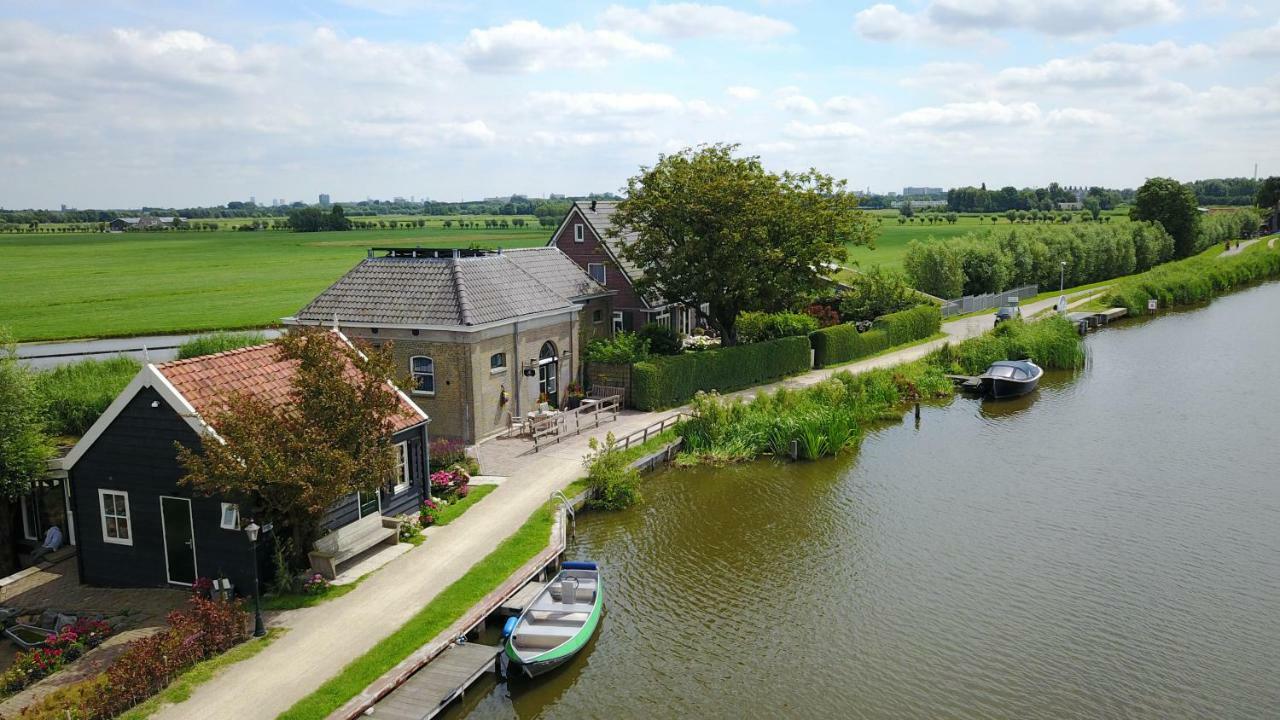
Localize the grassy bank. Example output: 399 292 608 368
1104 239 1280 315
434 483 497 526
277 505 556 720
679 317 1084 464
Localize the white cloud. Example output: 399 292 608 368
823 95 877 115
776 94 820 114
461 20 671 73
1223 20 1280 58
783 121 867 139
857 0 1181 42
726 85 761 100
600 3 795 40
893 101 1042 128
996 41 1213 91
1046 108 1118 128
529 91 687 116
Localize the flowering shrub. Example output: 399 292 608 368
419 499 439 527
192 576 214 597
397 515 421 541
0 619 113 695
302 573 329 596
429 467 470 501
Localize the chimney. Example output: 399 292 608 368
590 199 597 212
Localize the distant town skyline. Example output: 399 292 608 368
1 1 1277 208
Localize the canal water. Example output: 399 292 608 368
451 281 1280 719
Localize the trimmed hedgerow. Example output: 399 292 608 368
873 304 941 346
630 335 811 410
809 326 891 368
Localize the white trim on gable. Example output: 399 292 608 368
61 365 219 470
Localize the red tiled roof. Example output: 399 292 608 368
154 335 424 434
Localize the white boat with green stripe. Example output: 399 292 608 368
503 561 603 677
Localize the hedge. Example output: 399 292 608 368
630 335 811 410
873 304 941 346
809 326 891 368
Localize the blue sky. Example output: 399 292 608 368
1 0 1277 208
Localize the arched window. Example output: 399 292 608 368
410 356 434 394
537 342 558 403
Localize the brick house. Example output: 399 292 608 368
286 247 612 443
548 200 700 335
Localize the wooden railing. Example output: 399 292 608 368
531 395 622 452
614 412 684 451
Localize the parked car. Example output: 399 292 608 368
994 305 1021 325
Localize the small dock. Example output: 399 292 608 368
499 581 546 615
1067 307 1128 335
368 642 500 720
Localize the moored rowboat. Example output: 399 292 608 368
503 561 603 677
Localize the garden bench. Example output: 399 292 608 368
308 513 400 580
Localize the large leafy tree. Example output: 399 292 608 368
1257 176 1280 211
0 329 54 575
903 239 965 299
612 144 873 345
177 329 407 563
1131 177 1201 258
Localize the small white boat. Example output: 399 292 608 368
503 561 603 677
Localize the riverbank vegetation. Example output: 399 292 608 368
678 317 1084 465
33 356 140 436
176 331 267 359
1105 239 1280 315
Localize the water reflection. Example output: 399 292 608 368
452 281 1280 720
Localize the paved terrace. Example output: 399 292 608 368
152 288 1099 720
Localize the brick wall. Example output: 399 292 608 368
551 207 649 320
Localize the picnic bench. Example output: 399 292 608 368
308 513 401 580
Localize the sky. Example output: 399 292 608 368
1 0 1277 209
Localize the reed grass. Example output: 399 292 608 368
176 331 267 359
1104 242 1280 315
33 356 141 436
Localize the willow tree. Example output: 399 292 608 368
177 329 406 563
612 143 874 345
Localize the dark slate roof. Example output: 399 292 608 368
573 201 646 283
502 247 609 300
294 253 579 328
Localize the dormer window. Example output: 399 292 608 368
574 224 584 243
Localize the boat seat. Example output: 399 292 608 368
527 610 591 624
514 624 579 650
530 597 593 613
548 583 596 604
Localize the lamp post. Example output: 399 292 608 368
1059 261 1066 293
243 520 265 638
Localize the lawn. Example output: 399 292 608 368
1 226 547 341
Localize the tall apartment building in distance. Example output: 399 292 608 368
903 186 943 197
319 193 331 206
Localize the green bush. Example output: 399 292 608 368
873 304 941 346
809 325 891 368
1104 242 1280 314
837 266 920 322
177 331 266 360
736 311 819 344
33 357 140 436
584 331 650 364
636 323 681 355
630 335 811 410
928 316 1084 374
582 433 640 510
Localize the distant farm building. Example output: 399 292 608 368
109 216 187 231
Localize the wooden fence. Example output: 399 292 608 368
531 395 621 452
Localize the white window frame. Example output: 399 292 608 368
587 262 606 284
410 355 435 395
98 489 132 546
612 311 624 334
574 224 584 243
219 503 240 530
392 442 411 494
489 352 507 374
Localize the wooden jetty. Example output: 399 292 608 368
368 642 500 720
499 581 546 616
1067 307 1128 334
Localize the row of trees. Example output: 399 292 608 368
903 222 1177 299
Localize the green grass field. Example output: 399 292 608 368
1 226 547 341
1 209 1132 342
